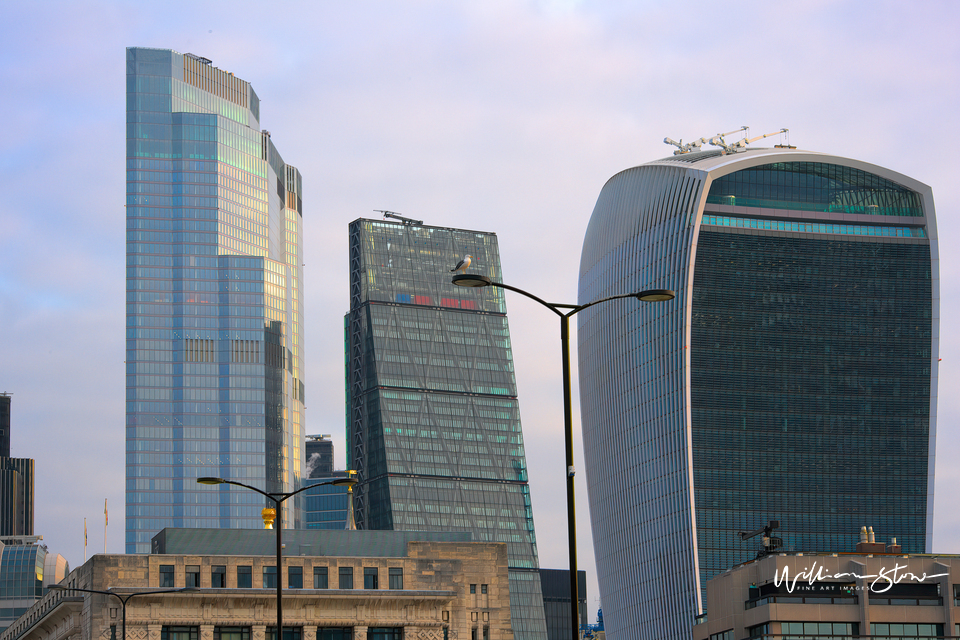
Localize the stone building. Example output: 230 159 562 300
693 551 960 640
1 537 512 640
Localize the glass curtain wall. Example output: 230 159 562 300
347 219 547 640
577 151 936 640
126 47 304 553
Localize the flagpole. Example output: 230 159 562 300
104 499 108 554
84 518 87 562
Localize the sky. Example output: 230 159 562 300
1 0 959 618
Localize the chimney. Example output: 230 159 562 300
856 525 887 553
886 537 902 554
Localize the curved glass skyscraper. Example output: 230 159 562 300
126 48 304 552
577 148 938 639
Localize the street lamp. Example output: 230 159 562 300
196 475 357 640
47 585 198 640
452 273 674 639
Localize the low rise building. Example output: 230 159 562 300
693 552 960 640
2 530 512 640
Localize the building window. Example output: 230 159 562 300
367 630 401 640
870 623 938 637
185 566 200 588
470 584 476 594
212 566 226 588
363 567 378 589
162 627 198 640
266 628 301 640
288 566 303 589
471 628 478 640
237 566 252 588
214 628 250 640
746 624 768 639
317 630 351 640
780 623 861 637
710 631 733 640
482 628 488 640
339 567 353 589
159 565 175 588
264 566 277 589
314 566 328 589
388 568 403 590
480 584 487 594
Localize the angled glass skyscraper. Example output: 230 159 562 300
347 218 547 640
577 148 937 640
126 48 304 553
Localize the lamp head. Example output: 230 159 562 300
636 289 675 302
197 477 225 485
452 274 491 288
47 585 66 591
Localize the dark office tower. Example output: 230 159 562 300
305 434 334 478
539 569 587 640
347 218 547 640
0 459 34 536
0 394 33 537
126 48 305 553
578 147 937 640
0 394 10 458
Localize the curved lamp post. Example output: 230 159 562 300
452 273 674 639
196 475 358 640
47 585 198 640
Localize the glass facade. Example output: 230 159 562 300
347 219 547 640
691 232 931 587
303 477 349 530
538 569 586 640
705 161 923 216
0 543 44 630
577 151 937 640
126 48 304 553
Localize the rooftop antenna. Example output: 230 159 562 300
376 210 423 226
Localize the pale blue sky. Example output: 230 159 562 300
1 0 958 615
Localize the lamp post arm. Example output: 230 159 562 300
484 281 566 318
570 291 650 316
273 476 350 502
216 479 274 501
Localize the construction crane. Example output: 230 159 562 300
703 126 749 153
375 210 423 226
663 136 710 155
739 520 783 558
711 128 788 154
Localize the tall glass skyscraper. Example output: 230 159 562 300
126 48 304 553
347 218 547 640
577 148 937 640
